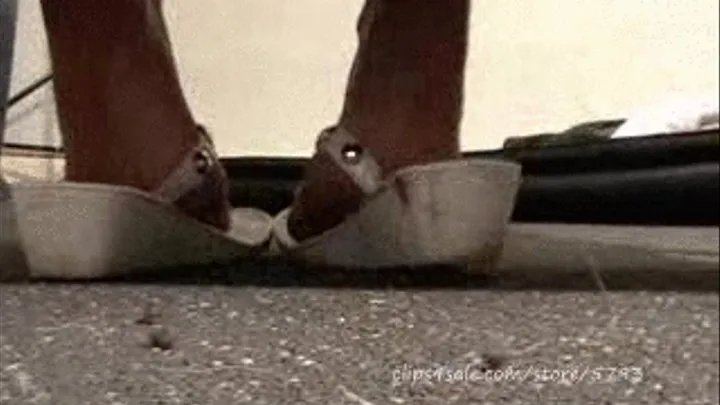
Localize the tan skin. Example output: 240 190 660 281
39 0 469 240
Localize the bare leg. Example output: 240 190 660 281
40 0 229 229
289 0 469 240
40 0 467 236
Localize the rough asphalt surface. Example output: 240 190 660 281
1 262 718 405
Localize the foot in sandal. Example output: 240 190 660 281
0 0 520 279
277 0 521 268
0 0 270 280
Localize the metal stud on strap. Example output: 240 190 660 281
315 126 383 195
153 128 216 202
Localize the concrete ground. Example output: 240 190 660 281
1 262 718 405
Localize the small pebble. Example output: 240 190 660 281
144 325 173 351
300 359 317 367
480 353 506 371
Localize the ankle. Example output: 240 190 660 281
288 125 459 241
340 121 461 173
64 126 200 192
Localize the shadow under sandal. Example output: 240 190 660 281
0 127 272 280
270 126 523 270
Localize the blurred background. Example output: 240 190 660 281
3 0 719 164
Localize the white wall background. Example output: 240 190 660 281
5 0 719 157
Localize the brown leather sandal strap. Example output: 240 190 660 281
315 125 384 195
153 125 220 202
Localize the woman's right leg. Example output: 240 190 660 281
40 0 230 229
